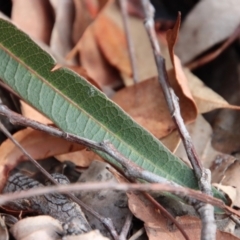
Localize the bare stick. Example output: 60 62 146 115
118 0 138 84
0 181 236 217
139 1 216 239
119 212 133 240
128 227 145 240
0 121 119 240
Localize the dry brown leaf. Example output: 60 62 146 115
166 13 197 119
160 130 180 153
11 215 63 240
128 191 181 240
112 75 196 139
129 194 240 240
11 0 54 44
93 1 157 85
217 161 240 209
175 115 232 168
0 215 8 240
55 149 104 168
50 0 75 63
176 0 240 64
212 184 237 207
174 216 240 240
185 69 240 113
20 101 52 124
94 13 131 77
128 192 237 240
0 128 84 192
211 155 236 184
78 25 122 89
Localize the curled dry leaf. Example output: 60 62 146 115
11 0 54 44
10 215 63 240
176 0 240 64
0 128 84 192
166 13 197 118
185 69 240 113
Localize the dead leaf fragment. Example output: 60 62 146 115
175 115 229 168
0 128 84 192
50 0 75 63
175 216 240 240
161 130 180 153
21 101 52 125
78 25 122 89
218 160 240 209
93 1 157 85
56 149 104 168
94 13 131 77
166 14 197 118
11 0 54 44
176 0 240 64
10 215 63 240
185 69 240 113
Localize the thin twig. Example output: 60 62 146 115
119 212 133 240
139 1 216 239
0 181 238 217
0 121 120 240
128 227 145 240
144 193 190 240
118 0 139 84
0 182 220 208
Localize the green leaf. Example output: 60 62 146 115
0 19 226 202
